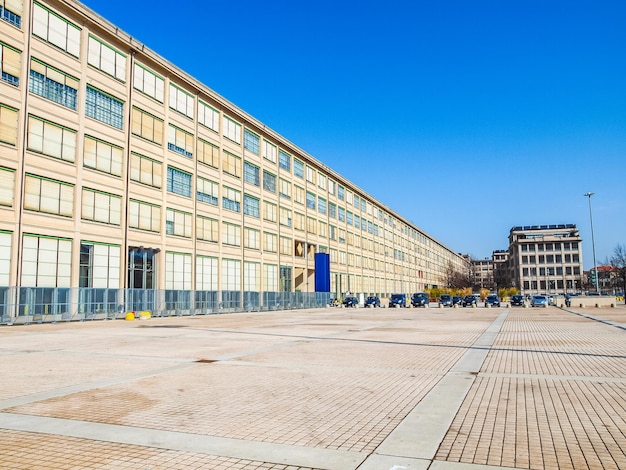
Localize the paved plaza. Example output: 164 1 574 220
0 304 625 470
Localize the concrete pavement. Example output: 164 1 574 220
0 304 624 469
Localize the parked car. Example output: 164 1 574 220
485 294 501 307
510 294 525 306
531 295 548 307
439 294 453 307
411 292 429 308
462 295 477 307
342 296 359 308
365 296 381 308
389 293 407 308
452 295 463 306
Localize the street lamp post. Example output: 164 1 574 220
584 192 599 293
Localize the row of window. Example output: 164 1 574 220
520 242 579 252
523 280 574 291
522 266 581 277
0 230 392 291
521 254 580 264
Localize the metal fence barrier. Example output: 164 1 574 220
0 287 332 325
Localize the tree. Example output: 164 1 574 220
444 261 470 289
610 244 626 303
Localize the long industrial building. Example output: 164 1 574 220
0 0 468 321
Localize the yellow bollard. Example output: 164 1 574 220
125 312 135 321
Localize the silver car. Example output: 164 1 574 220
531 295 548 307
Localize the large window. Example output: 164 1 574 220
27 115 76 163
243 161 259 186
306 191 316 210
196 215 218 242
83 135 122 176
244 227 260 250
81 188 121 225
263 171 276 193
133 62 164 102
196 256 218 291
131 107 163 144
198 100 219 132
167 166 191 197
79 242 120 288
263 140 276 163
223 116 241 144
318 197 327 215
128 199 160 232
279 178 291 199
222 223 241 246
264 233 277 253
197 176 218 205
293 159 304 178
0 166 15 206
279 236 291 256
263 201 276 222
166 208 192 237
24 174 73 217
197 138 219 168
32 2 80 57
279 207 292 227
0 231 11 287
169 83 194 118
88 35 126 81
222 259 240 291
243 194 259 218
243 129 259 154
21 234 71 287
86 86 124 129
264 264 278 292
168 124 193 157
1 0 22 27
29 58 78 110
279 149 290 171
244 261 260 291
222 186 240 212
130 152 162 188
0 41 20 86
222 151 241 178
165 252 192 290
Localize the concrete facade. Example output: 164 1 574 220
507 224 584 295
0 0 468 311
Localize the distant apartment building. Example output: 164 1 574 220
471 258 493 290
507 225 583 295
0 0 468 319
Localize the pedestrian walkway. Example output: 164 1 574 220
0 304 624 469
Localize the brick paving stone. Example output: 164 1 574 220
0 430 323 470
436 308 626 470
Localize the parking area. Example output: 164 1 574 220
1 304 625 469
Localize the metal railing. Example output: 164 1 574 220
0 287 332 325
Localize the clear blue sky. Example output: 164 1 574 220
83 0 626 268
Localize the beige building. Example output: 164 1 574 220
0 0 468 320
507 225 583 295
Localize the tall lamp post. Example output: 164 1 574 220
584 192 599 293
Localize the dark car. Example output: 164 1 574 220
452 295 463 306
411 292 429 308
389 293 407 308
365 296 381 308
462 295 477 307
439 294 453 307
342 296 358 308
510 294 524 306
485 294 501 307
